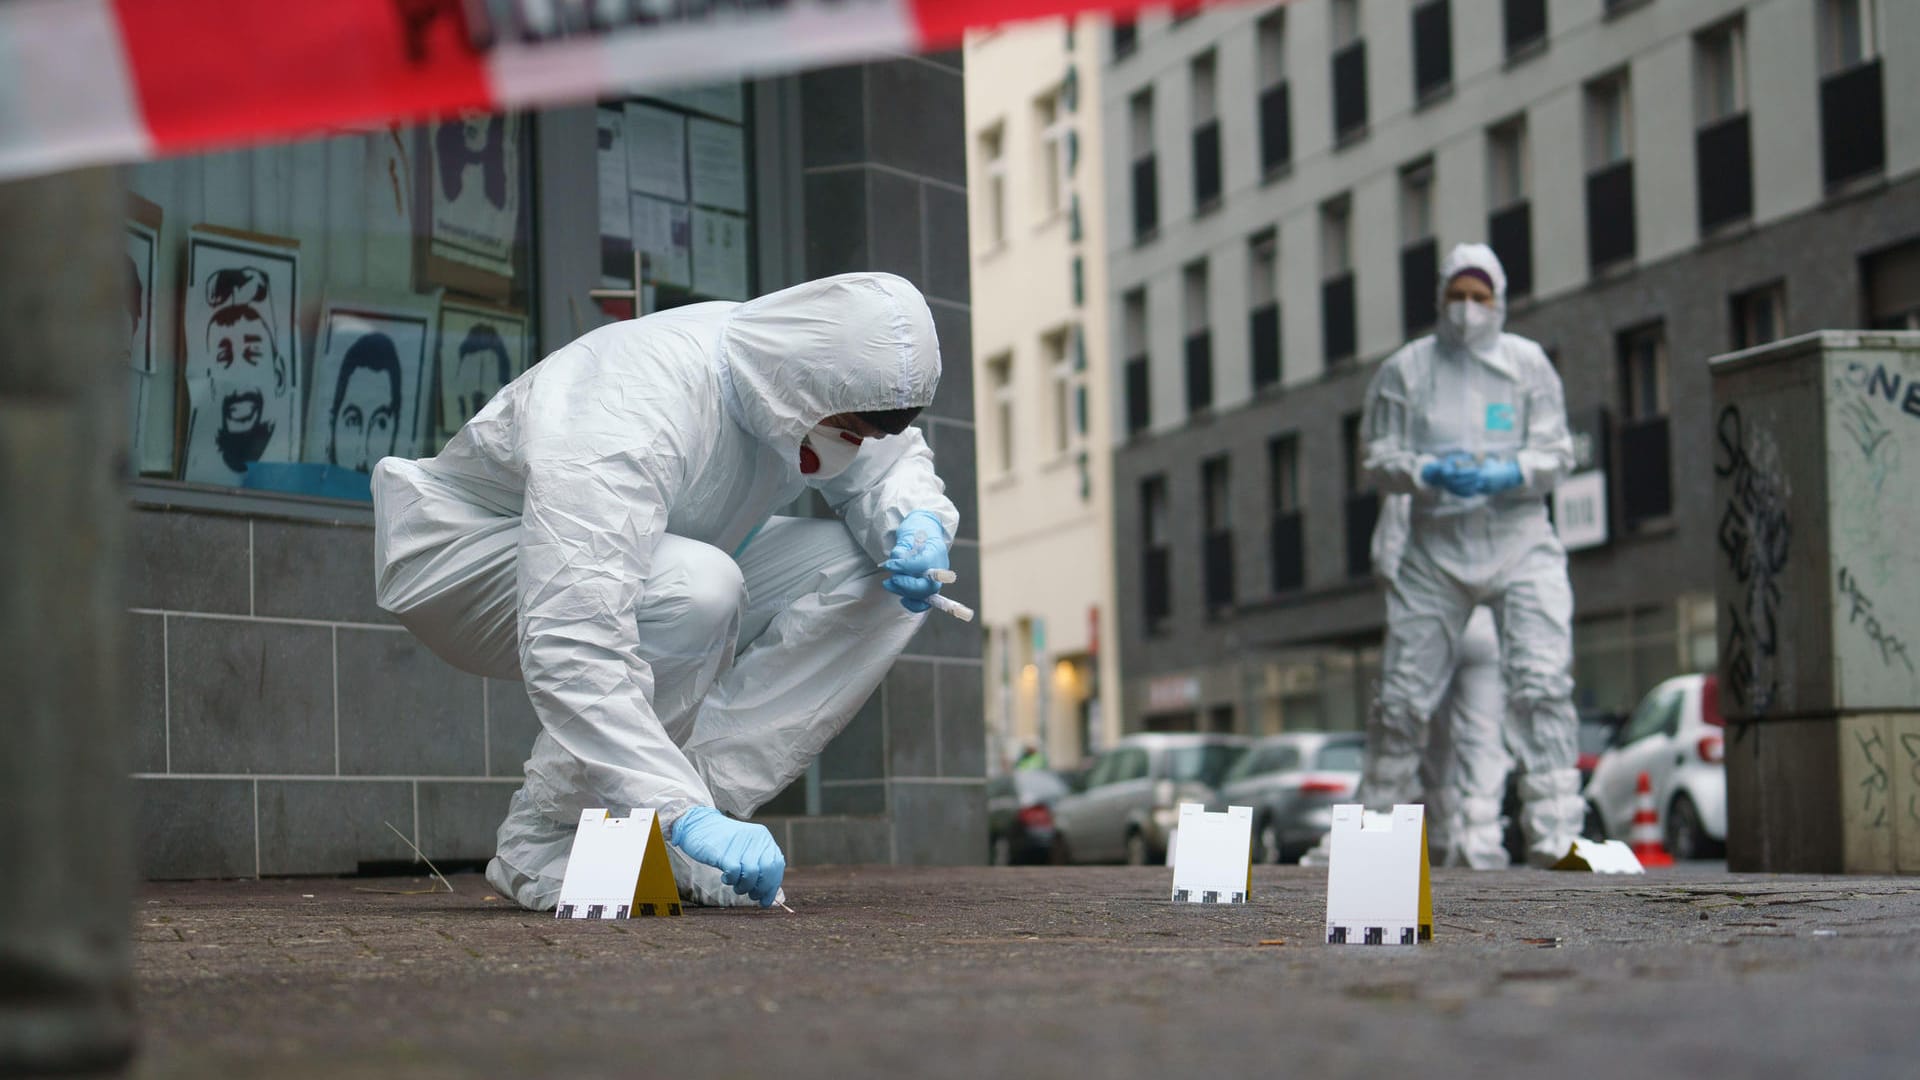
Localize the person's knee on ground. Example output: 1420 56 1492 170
486 787 577 911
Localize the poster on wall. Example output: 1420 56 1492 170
423 111 521 298
687 119 746 213
691 208 749 300
125 194 162 463
624 103 687 202
303 290 441 473
178 226 302 484
434 300 529 448
631 193 692 288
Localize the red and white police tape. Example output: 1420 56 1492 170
0 0 1243 182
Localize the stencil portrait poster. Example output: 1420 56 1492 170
179 227 301 484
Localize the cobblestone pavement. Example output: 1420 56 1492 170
131 865 1920 1079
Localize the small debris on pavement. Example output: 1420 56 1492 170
1257 939 1287 947
1522 937 1562 948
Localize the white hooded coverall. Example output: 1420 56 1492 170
1375 495 1513 869
369 273 957 909
1359 243 1582 866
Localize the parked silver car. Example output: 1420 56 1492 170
1217 732 1365 863
1049 734 1251 865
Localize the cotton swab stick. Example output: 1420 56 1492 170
926 594 974 622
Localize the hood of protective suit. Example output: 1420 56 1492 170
1435 243 1510 370
718 272 941 456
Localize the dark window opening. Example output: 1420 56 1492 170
1412 0 1453 101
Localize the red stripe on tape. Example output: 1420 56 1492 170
112 0 492 153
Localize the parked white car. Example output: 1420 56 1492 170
1584 674 1727 860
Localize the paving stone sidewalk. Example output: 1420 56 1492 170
130 865 1920 1079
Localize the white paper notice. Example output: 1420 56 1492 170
631 194 692 288
691 209 750 300
597 110 631 241
625 103 687 202
688 119 747 213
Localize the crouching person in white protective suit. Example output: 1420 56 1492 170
369 272 959 910
1373 496 1513 870
1358 242 1582 867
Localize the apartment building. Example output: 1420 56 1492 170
966 18 1122 769
1101 0 1920 733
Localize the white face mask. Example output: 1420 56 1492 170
799 422 864 480
1442 299 1503 352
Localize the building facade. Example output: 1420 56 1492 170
965 19 1122 770
1101 0 1920 733
128 57 988 879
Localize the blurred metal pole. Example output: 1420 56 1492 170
0 167 136 1072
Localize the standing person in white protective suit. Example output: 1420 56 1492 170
1374 495 1513 869
369 272 959 910
1358 242 1582 867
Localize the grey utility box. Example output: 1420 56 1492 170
1709 330 1920 874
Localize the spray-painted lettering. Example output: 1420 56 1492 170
1715 405 1791 715
1837 364 1906 491
1838 567 1917 677
1856 727 1890 830
1902 733 1920 829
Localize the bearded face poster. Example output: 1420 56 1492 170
179 227 302 484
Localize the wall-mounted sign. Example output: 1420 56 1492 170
1554 470 1609 552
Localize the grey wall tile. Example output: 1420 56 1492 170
127 510 250 614
799 66 866 168
335 628 485 776
166 617 335 775
130 613 167 773
417 781 514 864
903 542 982 660
252 519 389 624
927 301 973 421
937 663 986 779
922 184 971 306
867 169 924 289
787 816 893 866
758 775 809 817
819 781 886 816
486 678 541 779
867 60 965 186
137 778 255 880
889 782 988 865
256 780 414 875
819 687 884 782
805 170 870 277
886 659 938 778
928 420 977 543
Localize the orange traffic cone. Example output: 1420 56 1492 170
1629 771 1675 868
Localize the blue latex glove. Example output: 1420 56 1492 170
883 510 951 614
669 807 786 907
1475 459 1524 495
1421 456 1482 498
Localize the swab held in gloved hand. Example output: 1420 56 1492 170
882 566 973 621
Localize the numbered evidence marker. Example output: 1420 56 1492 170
1170 803 1253 905
1324 804 1433 945
555 808 683 920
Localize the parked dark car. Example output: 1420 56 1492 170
1217 732 1365 863
987 769 1075 865
1050 734 1250 865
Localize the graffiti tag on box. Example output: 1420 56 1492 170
1715 405 1791 716
1837 566 1916 678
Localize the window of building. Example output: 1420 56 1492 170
1123 288 1151 435
1249 230 1282 391
1863 239 1920 330
1399 160 1438 337
1142 476 1172 631
1695 20 1754 233
1112 19 1138 61
987 352 1016 475
1183 259 1213 413
1321 196 1357 364
1486 117 1534 299
1269 434 1303 592
1818 0 1885 188
1202 456 1234 614
1130 89 1159 242
1342 412 1378 578
979 123 1007 248
1585 72 1636 272
1331 0 1369 143
1044 326 1084 455
1191 51 1223 211
125 111 553 495
1504 0 1548 60
1616 321 1673 528
1730 282 1787 350
1411 0 1453 103
1036 88 1072 221
1258 9 1292 175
